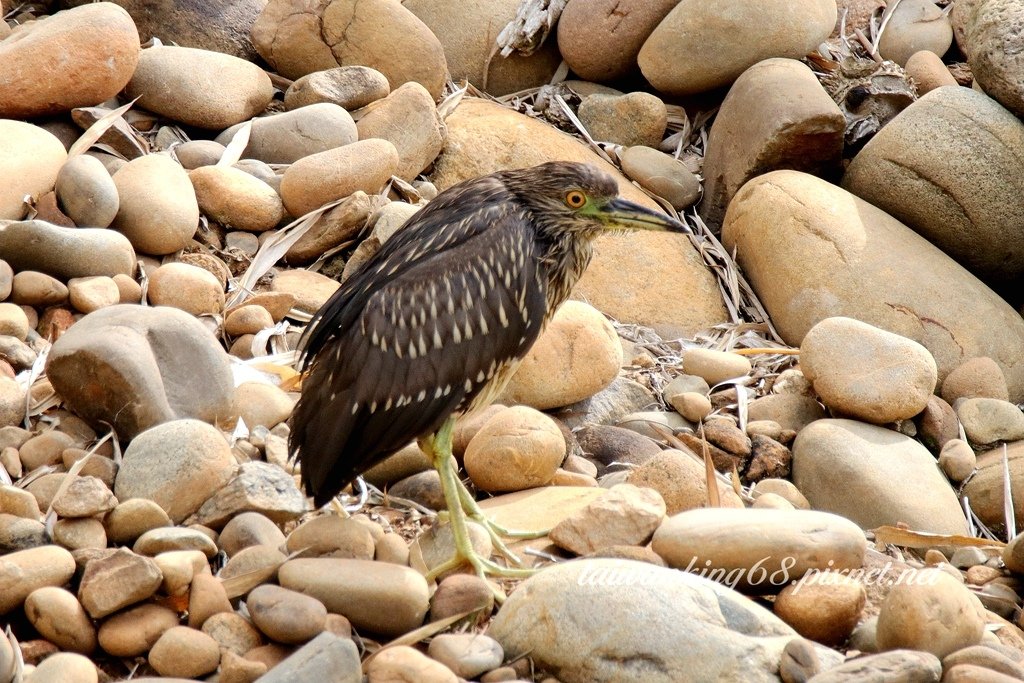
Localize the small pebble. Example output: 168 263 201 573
247 584 328 644
148 625 222 678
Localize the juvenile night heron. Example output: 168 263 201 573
290 161 685 580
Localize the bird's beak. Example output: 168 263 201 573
597 198 687 232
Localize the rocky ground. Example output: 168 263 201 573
3 0 1024 681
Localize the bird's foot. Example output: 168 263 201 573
420 419 549 598
452 476 550 565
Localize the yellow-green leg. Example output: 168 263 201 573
420 418 537 585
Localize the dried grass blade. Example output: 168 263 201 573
1004 443 1016 540
218 120 253 167
699 422 721 507
873 525 1005 549
67 98 139 160
361 611 474 669
226 199 345 308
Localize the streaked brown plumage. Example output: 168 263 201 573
290 161 685 513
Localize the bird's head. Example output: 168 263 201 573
502 161 688 238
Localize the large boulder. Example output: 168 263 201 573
721 170 1024 401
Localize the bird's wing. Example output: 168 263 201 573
290 214 549 506
298 176 512 368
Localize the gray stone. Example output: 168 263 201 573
115 419 236 524
283 65 390 110
215 103 357 165
253 632 360 682
0 220 135 279
701 58 844 227
806 650 941 682
792 419 968 534
488 558 841 683
843 86 1024 287
955 397 1024 445
188 460 306 529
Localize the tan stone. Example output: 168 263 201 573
773 575 866 645
942 356 1010 403
280 138 400 217
406 0 562 96
638 0 837 95
0 4 139 118
126 45 273 129
549 484 666 555
793 419 969 534
844 87 1024 287
723 170 1024 400
963 442 1024 530
700 58 844 227
0 545 76 614
278 558 429 637
355 82 445 181
111 154 200 255
800 316 938 424
67 276 120 313
0 122 68 220
148 626 221 678
24 586 97 654
557 0 678 82
500 301 622 410
284 65 390 110
148 263 225 316
626 448 744 515
464 406 566 492
189 166 286 233
252 0 447 98
876 568 985 658
652 507 867 593
877 0 953 66
56 154 120 228
905 50 958 94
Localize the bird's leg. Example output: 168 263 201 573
421 418 536 585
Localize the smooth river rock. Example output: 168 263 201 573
488 558 841 683
721 170 1024 401
842 86 1024 286
792 419 969 534
652 507 867 593
637 0 838 95
404 0 562 96
800 316 938 424
0 3 140 118
125 45 274 129
46 305 236 439
0 220 135 280
0 122 68 220
700 58 844 227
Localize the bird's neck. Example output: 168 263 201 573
541 231 596 312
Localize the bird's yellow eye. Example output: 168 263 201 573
565 190 587 209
